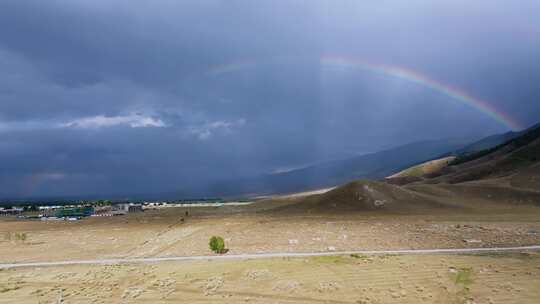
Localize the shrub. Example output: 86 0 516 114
13 232 27 243
209 236 226 254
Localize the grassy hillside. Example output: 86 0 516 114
451 123 540 166
388 156 456 178
455 130 522 155
415 122 540 185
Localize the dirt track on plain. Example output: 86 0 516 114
2 251 539 303
1 202 540 303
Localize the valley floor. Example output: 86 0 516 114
1 252 539 303
1 206 540 303
1 208 540 263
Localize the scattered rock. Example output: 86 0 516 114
273 280 300 293
203 276 224 296
288 239 299 245
53 272 77 280
327 246 336 251
245 269 271 280
463 239 482 244
121 287 144 299
356 297 375 304
153 278 176 288
374 200 386 207
527 229 540 235
318 281 342 292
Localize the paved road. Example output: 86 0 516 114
2 245 539 269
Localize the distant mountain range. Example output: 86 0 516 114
207 127 532 197
207 138 474 196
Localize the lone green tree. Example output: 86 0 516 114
209 236 226 254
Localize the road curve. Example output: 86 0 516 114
2 245 540 269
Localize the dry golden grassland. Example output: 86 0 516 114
1 252 539 303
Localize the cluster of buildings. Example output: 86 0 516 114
1 199 246 220
92 203 143 217
0 207 24 216
40 206 95 219
0 203 144 221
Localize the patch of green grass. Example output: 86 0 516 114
461 252 539 260
0 285 20 293
14 232 27 242
310 255 349 264
3 232 28 243
448 267 475 304
350 253 368 259
403 166 425 177
377 253 399 259
451 268 473 286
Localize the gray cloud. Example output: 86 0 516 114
61 114 166 129
0 0 539 198
188 119 246 141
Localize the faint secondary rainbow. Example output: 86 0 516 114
321 55 523 131
207 60 259 76
206 57 297 77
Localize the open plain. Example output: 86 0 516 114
1 198 540 303
1 207 540 264
1 247 539 303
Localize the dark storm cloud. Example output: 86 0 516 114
0 0 539 198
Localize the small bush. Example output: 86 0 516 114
209 236 226 254
14 232 27 242
7 232 28 243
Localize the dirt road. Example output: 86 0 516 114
2 245 539 269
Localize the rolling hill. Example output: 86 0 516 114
268 122 540 214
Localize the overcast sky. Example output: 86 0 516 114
1 0 539 198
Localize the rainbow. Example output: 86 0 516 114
206 56 523 131
321 55 523 131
